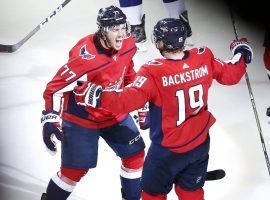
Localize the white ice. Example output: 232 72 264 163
0 0 269 199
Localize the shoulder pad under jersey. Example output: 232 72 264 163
123 35 136 50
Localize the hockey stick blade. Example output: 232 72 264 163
0 0 71 53
206 169 226 181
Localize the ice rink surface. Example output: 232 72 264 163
0 0 269 199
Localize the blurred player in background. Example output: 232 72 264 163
263 29 270 81
40 5 145 200
263 28 270 122
119 0 193 51
74 18 253 199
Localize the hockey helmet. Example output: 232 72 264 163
153 18 187 51
97 5 127 27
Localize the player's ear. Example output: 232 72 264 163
156 40 165 51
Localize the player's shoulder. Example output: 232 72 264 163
76 34 93 46
139 59 164 75
124 34 136 47
145 59 164 67
67 34 102 69
69 34 96 58
121 35 137 52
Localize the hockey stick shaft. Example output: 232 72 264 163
0 0 71 53
229 8 270 176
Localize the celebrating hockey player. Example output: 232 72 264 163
40 5 145 200
74 18 253 199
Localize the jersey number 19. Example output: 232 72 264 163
176 84 204 126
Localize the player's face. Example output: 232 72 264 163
106 23 127 50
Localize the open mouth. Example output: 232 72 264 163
116 38 123 46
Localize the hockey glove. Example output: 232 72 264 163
267 107 270 124
41 110 63 155
74 81 102 108
230 38 253 64
137 102 150 130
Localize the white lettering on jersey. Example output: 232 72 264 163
60 65 76 81
176 84 204 126
132 76 147 87
162 65 209 87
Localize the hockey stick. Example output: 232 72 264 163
0 0 72 53
229 8 270 176
206 169 225 181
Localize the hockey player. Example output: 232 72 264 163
263 29 270 122
40 5 145 200
119 0 193 51
73 18 253 199
263 30 270 81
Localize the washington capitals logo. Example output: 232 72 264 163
197 47 206 54
147 60 163 66
80 45 95 60
104 67 126 91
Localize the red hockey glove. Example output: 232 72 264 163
74 81 102 108
137 102 150 130
230 38 253 64
41 110 63 155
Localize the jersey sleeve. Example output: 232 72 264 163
101 66 153 113
124 59 136 86
210 49 246 85
43 58 88 111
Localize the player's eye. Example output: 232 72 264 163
111 28 118 32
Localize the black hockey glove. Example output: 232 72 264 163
230 38 253 64
41 110 63 155
267 107 270 123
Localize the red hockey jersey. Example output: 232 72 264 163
100 47 246 152
43 34 137 128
